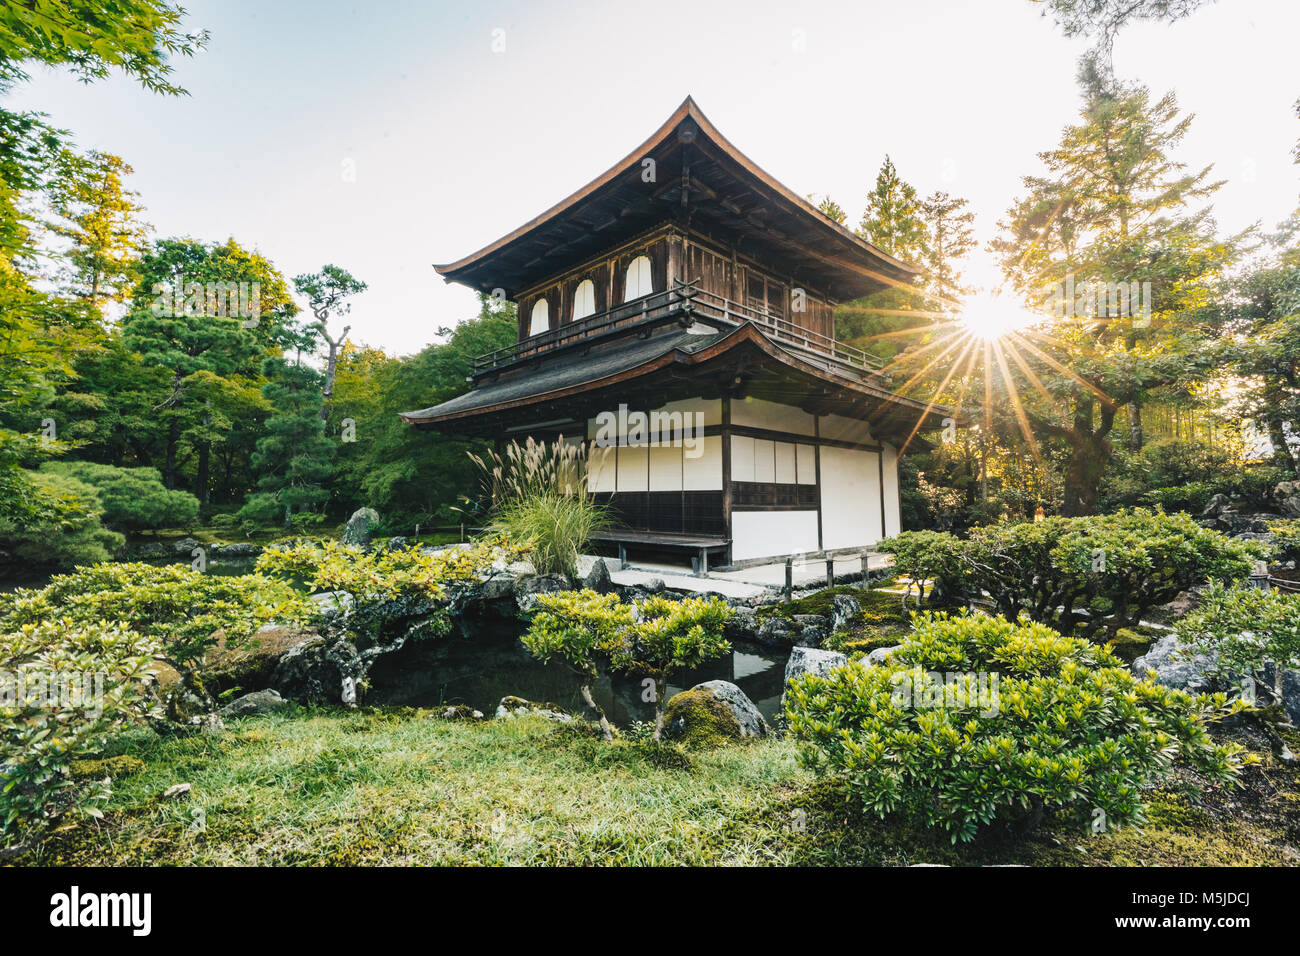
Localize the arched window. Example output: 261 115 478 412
624 255 653 302
572 279 596 321
529 299 550 336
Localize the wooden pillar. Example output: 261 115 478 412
721 396 732 565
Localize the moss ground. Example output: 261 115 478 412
15 707 1298 867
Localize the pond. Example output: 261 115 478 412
367 619 792 726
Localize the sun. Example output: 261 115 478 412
958 290 1038 341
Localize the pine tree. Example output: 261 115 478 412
856 156 927 264
240 358 333 528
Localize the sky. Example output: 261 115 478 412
6 0 1299 357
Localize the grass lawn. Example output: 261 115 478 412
18 708 1300 867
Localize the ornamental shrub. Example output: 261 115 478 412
785 611 1244 843
1 620 161 848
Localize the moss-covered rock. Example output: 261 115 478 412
663 687 744 749
1106 627 1157 664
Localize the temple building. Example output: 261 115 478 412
401 97 946 572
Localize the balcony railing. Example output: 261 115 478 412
688 288 883 372
469 279 882 376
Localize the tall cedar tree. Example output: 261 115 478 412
991 82 1243 513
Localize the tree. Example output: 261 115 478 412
1218 238 1300 477
45 150 148 314
40 461 198 533
991 82 1242 511
122 238 298 494
523 590 634 742
293 265 367 423
330 295 516 528
606 594 732 740
808 193 847 225
239 358 333 528
1034 0 1216 80
0 0 206 95
919 191 976 307
856 156 927 264
0 468 123 570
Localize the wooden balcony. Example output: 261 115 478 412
470 280 882 377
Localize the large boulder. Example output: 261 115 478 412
340 507 381 550
1201 493 1234 518
866 644 904 667
723 605 761 643
831 594 861 632
514 574 573 613
1271 481 1300 518
219 688 290 719
583 558 615 594
270 635 361 705
755 615 799 650
664 680 768 746
782 647 849 709
1131 634 1220 693
209 542 262 560
1267 666 1300 725
308 590 354 621
171 536 201 555
204 625 320 695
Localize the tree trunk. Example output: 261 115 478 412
165 416 179 489
318 323 350 423
580 683 613 743
651 678 668 741
1264 379 1298 476
1127 401 1143 452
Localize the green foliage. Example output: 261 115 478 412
662 688 743 749
879 510 1258 642
0 562 314 674
608 594 732 739
0 468 123 569
1175 582 1300 703
1268 519 1300 563
240 359 333 527
491 493 611 580
524 589 634 741
1 619 162 845
1101 439 1275 514
785 611 1244 843
256 536 524 648
879 530 967 606
522 590 733 741
331 298 517 529
41 461 198 532
0 0 206 95
524 590 633 683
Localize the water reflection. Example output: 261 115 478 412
368 621 790 725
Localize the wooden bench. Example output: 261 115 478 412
589 530 730 577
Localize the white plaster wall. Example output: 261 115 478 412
584 398 721 493
731 397 816 435
818 413 875 444
820 445 883 549
683 435 722 490
731 510 819 561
